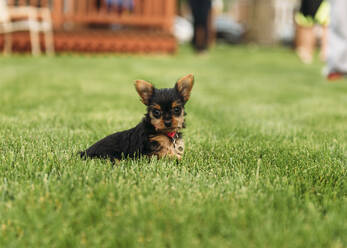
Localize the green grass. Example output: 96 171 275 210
0 45 346 248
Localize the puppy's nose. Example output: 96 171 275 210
164 120 171 127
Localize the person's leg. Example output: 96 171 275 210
188 0 198 49
296 0 316 63
200 0 211 51
295 24 316 64
189 0 211 52
326 0 347 76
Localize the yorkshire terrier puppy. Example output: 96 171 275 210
80 74 194 162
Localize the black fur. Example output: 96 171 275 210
149 88 184 106
80 116 158 162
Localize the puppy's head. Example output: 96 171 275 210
135 74 194 133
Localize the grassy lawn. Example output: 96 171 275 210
0 45 346 248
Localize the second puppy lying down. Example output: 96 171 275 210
80 74 194 162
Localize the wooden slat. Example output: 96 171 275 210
28 0 38 7
52 0 64 29
133 0 141 16
7 0 15 6
18 0 26 6
152 0 159 17
0 30 177 54
163 0 175 32
160 0 166 17
143 0 151 17
41 0 49 8
77 0 87 16
87 0 95 15
28 0 34 6
67 0 75 16
64 14 164 27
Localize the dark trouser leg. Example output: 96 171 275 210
189 0 211 52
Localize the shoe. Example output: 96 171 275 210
327 72 343 81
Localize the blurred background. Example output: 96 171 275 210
0 0 327 57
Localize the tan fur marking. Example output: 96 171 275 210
171 101 184 130
171 109 184 130
149 112 166 131
172 101 181 108
152 104 161 110
149 135 184 159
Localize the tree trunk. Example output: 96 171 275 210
246 0 276 45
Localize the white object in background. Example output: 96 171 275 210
0 0 54 55
213 0 224 15
274 0 297 42
174 16 194 44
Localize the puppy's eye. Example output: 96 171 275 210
152 109 161 119
173 107 181 115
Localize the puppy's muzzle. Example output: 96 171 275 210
164 120 172 128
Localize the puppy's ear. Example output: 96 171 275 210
175 74 194 102
135 80 154 105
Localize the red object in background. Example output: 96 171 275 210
327 72 344 81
